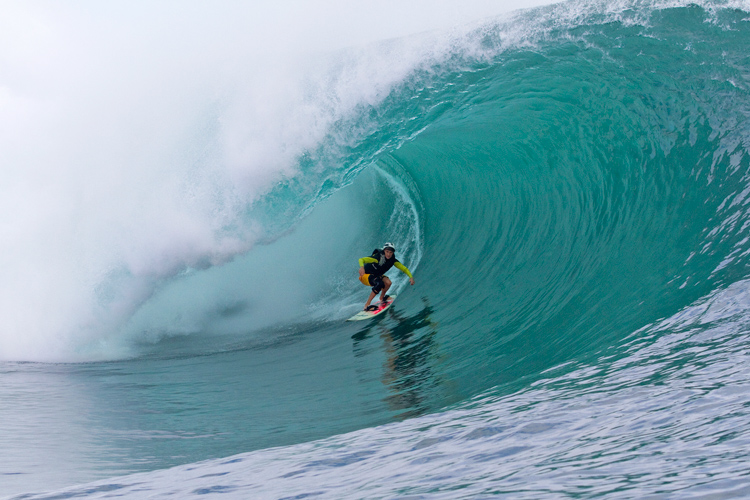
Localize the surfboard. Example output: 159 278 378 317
346 295 396 321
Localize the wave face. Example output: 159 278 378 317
3 0 750 498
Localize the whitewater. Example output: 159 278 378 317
3 0 750 498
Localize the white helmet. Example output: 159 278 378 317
383 242 395 251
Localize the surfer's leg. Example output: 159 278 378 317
380 276 392 301
364 290 377 310
366 276 385 309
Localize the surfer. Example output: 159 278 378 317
358 242 415 311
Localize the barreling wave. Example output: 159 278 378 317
176 0 750 398
361 0 750 398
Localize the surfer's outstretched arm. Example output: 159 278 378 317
394 262 415 285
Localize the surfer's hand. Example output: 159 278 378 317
359 267 365 277
410 278 415 285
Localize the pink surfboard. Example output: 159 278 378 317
346 295 397 321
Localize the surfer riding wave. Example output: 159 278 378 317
358 242 415 311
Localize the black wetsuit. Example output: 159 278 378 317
359 249 413 294
363 249 399 277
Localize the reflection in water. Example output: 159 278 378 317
352 297 444 419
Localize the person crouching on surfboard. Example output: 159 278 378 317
358 242 415 311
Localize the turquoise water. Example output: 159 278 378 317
3 0 750 498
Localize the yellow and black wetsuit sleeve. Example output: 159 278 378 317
358 257 378 267
394 262 413 279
